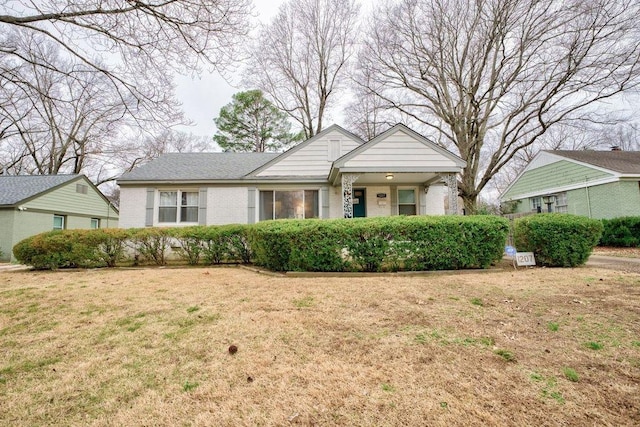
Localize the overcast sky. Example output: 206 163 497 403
175 0 287 138
175 0 374 139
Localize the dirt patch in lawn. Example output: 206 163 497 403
1 266 639 426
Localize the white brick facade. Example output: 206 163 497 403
207 187 249 225
117 124 465 227
118 187 147 228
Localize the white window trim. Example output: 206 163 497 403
398 187 418 216
157 189 199 225
53 214 66 230
531 196 542 212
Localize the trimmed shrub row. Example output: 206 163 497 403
249 216 510 272
13 216 510 271
15 214 604 271
514 214 603 267
13 225 252 270
600 217 640 247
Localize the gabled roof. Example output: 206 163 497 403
327 124 466 185
332 123 466 168
117 152 279 183
0 174 79 206
499 149 640 201
246 124 365 177
548 150 640 174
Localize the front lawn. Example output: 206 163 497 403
1 266 639 425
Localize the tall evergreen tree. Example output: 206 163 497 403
214 90 301 152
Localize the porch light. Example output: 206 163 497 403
385 173 394 180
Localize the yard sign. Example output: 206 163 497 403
515 252 536 266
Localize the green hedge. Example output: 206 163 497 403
172 224 252 265
12 229 130 270
600 217 640 247
514 214 603 267
13 225 253 270
249 219 350 272
13 217 510 271
249 216 510 272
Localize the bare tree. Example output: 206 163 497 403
0 33 158 179
0 0 252 121
244 0 360 138
344 70 398 140
104 129 214 183
358 0 640 212
593 122 640 151
0 32 196 186
2 38 124 174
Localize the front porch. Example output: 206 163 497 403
333 172 460 218
326 124 466 218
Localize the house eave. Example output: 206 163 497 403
500 176 620 202
328 166 462 185
117 177 330 186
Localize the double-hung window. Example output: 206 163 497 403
159 191 198 223
555 192 568 213
259 190 319 220
398 189 417 215
531 197 542 212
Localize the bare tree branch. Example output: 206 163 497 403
358 0 640 212
244 0 360 138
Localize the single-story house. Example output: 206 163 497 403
117 124 466 228
500 150 640 219
0 174 119 262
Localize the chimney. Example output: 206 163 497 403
611 146 622 151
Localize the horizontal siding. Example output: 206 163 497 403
587 181 640 219
0 211 14 261
257 130 360 176
508 180 640 219
25 179 118 219
343 132 459 168
503 160 611 199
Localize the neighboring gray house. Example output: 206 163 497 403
500 150 640 219
0 175 119 262
117 124 467 228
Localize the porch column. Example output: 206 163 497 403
441 173 459 215
341 173 360 218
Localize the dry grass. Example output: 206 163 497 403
1 266 639 426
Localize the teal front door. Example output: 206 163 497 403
353 188 366 217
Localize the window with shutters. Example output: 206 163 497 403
158 190 198 223
259 190 319 220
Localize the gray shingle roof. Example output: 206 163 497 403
117 153 280 182
0 174 79 206
550 150 640 174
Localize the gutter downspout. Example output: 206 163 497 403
585 177 592 218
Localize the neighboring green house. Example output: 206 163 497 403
500 150 640 219
0 175 118 262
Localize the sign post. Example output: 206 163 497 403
505 246 536 268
